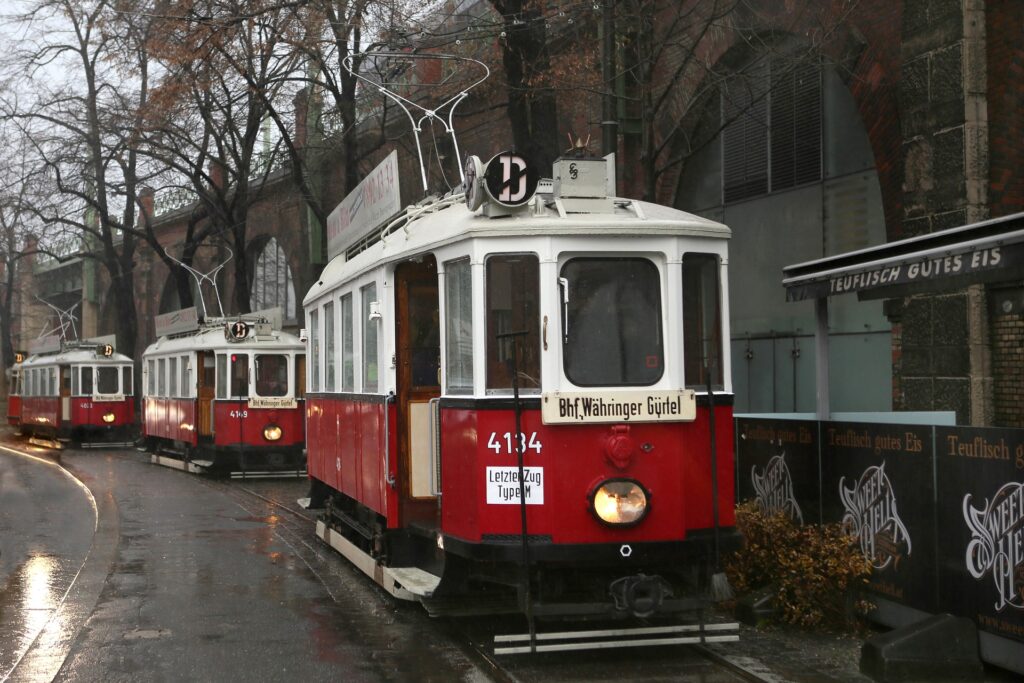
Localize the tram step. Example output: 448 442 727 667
388 567 442 597
494 622 740 655
229 469 306 479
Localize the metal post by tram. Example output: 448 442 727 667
497 329 535 653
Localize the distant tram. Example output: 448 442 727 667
303 149 740 652
7 338 135 446
141 309 306 476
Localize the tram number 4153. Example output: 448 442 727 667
487 431 542 455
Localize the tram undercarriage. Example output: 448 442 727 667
311 488 740 653
146 437 306 478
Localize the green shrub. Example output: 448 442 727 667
725 501 873 629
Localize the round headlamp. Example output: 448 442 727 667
102 411 116 423
591 479 649 526
263 424 283 442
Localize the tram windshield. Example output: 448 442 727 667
560 257 663 386
97 366 120 394
255 354 289 397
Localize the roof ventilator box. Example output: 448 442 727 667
552 157 614 214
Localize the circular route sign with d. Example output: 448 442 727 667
483 151 538 208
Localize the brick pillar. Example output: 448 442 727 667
895 0 991 425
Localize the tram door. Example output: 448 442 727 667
60 365 72 423
197 351 215 437
395 257 441 526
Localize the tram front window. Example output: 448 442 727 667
486 254 540 392
560 258 663 386
255 354 288 397
97 366 120 394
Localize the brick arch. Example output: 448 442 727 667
654 2 903 238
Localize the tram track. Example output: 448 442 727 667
0 439 757 682
218 473 758 683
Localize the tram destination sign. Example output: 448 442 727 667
541 390 696 425
326 150 401 261
28 335 61 355
154 306 199 337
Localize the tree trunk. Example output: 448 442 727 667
498 0 561 174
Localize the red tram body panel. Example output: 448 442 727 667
436 405 735 545
306 396 397 523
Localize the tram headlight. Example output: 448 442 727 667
263 424 283 442
102 411 116 423
590 479 649 526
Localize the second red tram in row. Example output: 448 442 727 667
141 310 306 475
302 151 740 651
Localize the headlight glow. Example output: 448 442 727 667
591 479 649 526
263 424 283 441
102 412 116 423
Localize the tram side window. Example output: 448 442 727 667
445 258 473 394
561 258 663 386
216 354 227 399
72 367 79 395
486 255 540 392
324 301 336 391
309 309 320 392
362 283 379 392
341 294 354 391
125 366 134 396
295 355 306 399
168 357 178 397
62 367 71 394
82 367 94 396
158 359 166 397
683 253 725 390
49 368 57 396
147 359 156 396
97 367 119 394
178 357 188 398
255 354 288 397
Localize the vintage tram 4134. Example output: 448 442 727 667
303 149 741 653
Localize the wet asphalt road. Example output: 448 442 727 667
0 437 746 683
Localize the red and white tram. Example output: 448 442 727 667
8 338 135 446
141 310 306 476
303 151 740 651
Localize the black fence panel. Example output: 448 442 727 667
736 418 820 525
819 422 937 613
936 426 1024 644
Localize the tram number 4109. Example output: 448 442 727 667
487 431 543 455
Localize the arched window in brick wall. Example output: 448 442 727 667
250 237 296 321
722 56 822 203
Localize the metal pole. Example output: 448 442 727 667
497 329 534 652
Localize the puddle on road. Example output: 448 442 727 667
0 553 69 679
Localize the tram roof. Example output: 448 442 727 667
305 194 730 306
20 347 133 367
143 323 304 357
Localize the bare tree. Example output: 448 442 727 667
141 0 308 315
0 0 164 359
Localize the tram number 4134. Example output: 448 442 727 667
487 431 542 455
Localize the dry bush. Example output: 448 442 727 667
725 501 873 629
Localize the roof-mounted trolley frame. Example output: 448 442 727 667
343 52 490 195
163 245 233 319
